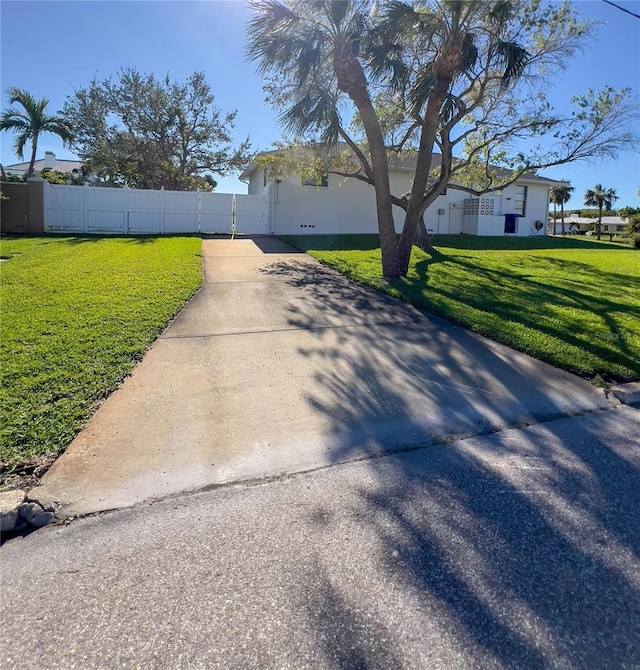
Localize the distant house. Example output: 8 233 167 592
241 148 559 237
564 215 628 236
2 151 84 179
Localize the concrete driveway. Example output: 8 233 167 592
30 237 612 518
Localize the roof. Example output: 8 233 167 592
565 215 627 225
3 156 83 174
241 143 562 187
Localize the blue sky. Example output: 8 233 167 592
1 0 638 209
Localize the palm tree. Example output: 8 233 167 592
0 87 73 178
549 182 574 235
584 184 618 240
247 1 530 278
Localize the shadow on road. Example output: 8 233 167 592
261 258 640 667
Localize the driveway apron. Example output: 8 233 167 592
30 237 611 517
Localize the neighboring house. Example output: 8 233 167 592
2 151 84 178
241 149 558 237
564 215 628 236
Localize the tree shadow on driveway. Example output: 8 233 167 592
260 257 639 668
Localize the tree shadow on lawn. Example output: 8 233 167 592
284 233 630 253
45 234 193 245
259 258 640 667
405 252 640 379
431 234 630 252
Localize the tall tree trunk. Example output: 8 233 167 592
396 81 449 275
333 49 400 277
415 216 432 250
396 34 460 276
597 204 602 240
561 200 566 234
27 133 38 178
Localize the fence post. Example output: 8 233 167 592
124 186 129 235
231 195 236 239
197 188 201 234
27 177 46 234
161 186 166 234
83 183 89 233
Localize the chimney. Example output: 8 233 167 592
43 151 55 170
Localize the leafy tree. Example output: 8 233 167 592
584 184 618 240
0 87 73 178
1 172 27 183
248 0 639 277
619 206 640 236
39 169 85 186
549 182 574 234
63 69 251 191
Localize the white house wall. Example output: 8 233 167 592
267 170 468 236
248 166 552 237
490 182 549 236
270 173 378 235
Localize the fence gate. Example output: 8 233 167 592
44 183 269 236
234 195 269 235
200 192 234 234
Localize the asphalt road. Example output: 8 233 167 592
2 407 639 669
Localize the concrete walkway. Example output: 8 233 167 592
30 237 612 518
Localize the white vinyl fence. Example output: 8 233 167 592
44 182 269 235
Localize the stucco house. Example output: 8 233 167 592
241 149 559 237
563 215 628 236
2 151 84 178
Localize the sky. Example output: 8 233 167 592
1 0 639 210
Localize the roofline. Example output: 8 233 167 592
241 147 562 187
239 149 569 188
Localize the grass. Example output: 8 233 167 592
0 235 203 468
282 234 640 383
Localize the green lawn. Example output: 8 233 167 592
0 235 203 468
282 234 640 383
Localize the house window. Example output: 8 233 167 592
263 170 268 188
301 172 328 188
513 185 527 216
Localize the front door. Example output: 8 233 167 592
504 214 517 234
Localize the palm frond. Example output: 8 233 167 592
278 88 340 139
458 33 478 73
379 0 444 42
326 0 349 29
42 117 74 144
408 66 436 116
489 0 513 27
296 41 324 87
0 110 31 132
247 1 304 72
363 42 408 90
2 86 74 160
495 40 530 89
6 87 50 121
13 132 30 160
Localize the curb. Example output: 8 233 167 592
610 382 640 406
0 490 57 536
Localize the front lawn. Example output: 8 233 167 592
0 236 202 469
283 234 640 383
